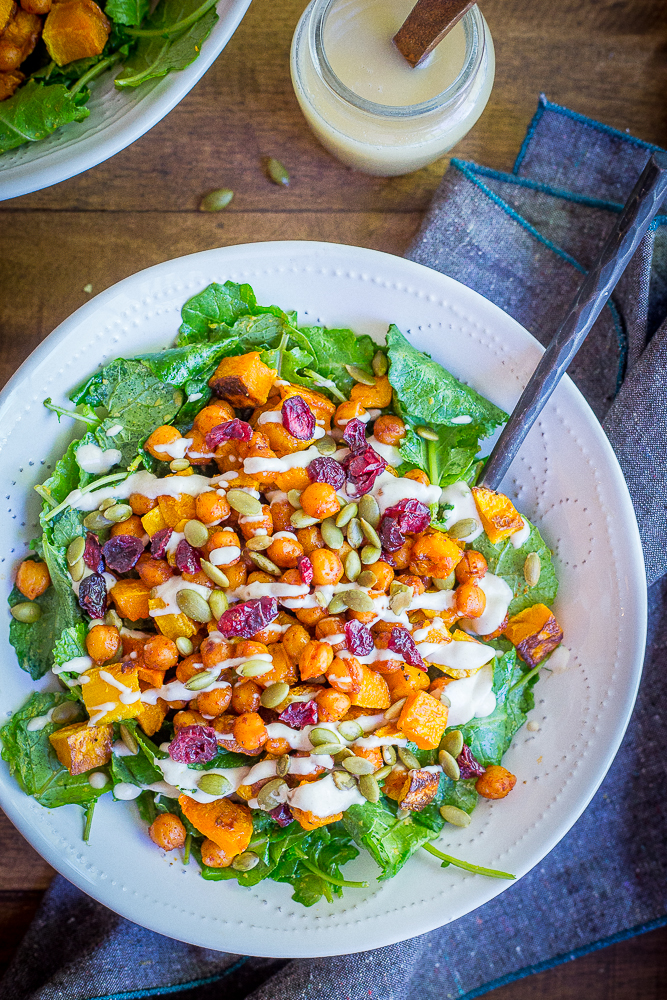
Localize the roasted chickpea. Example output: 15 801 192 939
300 483 340 521
85 624 121 664
144 635 179 671
368 560 394 593
247 571 275 585
373 415 406 445
205 529 241 566
314 616 346 651
136 553 173 588
270 500 296 532
265 736 291 756
233 712 268 752
149 813 186 851
129 493 158 516
371 620 395 648
455 582 486 618
387 539 413 571
310 548 344 586
476 765 517 799
231 679 262 715
173 709 207 730
235 640 269 660
175 653 208 684
396 573 426 596
193 402 235 435
346 609 376 624
280 568 302 585
296 525 325 554
267 534 303 568
200 635 232 669
295 606 328 627
145 425 183 461
110 515 145 539
455 550 488 585
282 623 311 664
239 505 273 541
333 400 367 428
196 491 231 525
223 563 247 589
299 640 334 681
315 687 351 722
196 686 232 717
404 469 430 486
15 559 50 601
200 838 230 868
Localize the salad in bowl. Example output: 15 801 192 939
2 279 564 906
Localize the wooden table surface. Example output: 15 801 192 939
1 0 666 992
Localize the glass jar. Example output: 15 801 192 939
290 0 495 177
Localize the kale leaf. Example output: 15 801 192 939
0 81 89 155
105 0 150 26
473 522 558 616
343 799 436 880
177 281 258 343
398 423 482 487
298 325 377 399
110 745 162 788
189 748 253 770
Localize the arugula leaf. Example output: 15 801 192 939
343 799 436 880
273 824 361 906
53 624 88 668
0 692 106 808
135 342 236 387
115 0 218 89
398 423 481 487
189 748 253 770
298 326 377 399
177 281 258 344
472 523 558 616
199 813 309 888
110 746 162 788
106 0 150 26
0 81 89 155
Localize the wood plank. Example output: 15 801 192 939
0 811 54 891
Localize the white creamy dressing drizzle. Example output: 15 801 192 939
372 471 441 513
287 773 366 815
105 424 123 437
113 782 143 800
366 436 402 468
439 481 483 541
52 654 93 676
461 572 513 636
243 445 321 476
98 669 141 705
76 444 123 475
445 663 496 727
157 437 193 460
65 471 216 512
418 635 495 672
140 678 230 706
510 517 531 547
157 750 250 803
26 708 55 732
165 531 184 557
209 546 242 566
88 771 109 788
450 415 472 425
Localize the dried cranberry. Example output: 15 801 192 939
168 725 218 764
151 527 173 559
384 498 431 534
270 803 294 827
388 626 425 670
457 744 486 779
175 539 201 574
343 445 386 497
297 555 313 585
344 619 374 656
102 535 144 574
205 419 253 449
83 532 103 573
218 596 279 639
343 418 367 452
279 699 319 729
78 572 108 618
308 456 346 491
378 516 405 552
282 396 315 440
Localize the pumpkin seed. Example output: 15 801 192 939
276 754 290 777
260 682 290 709
266 157 290 186
99 497 117 511
104 503 133 523
290 510 319 529
200 559 230 587
227 489 262 516
51 701 80 724
438 748 460 780
397 747 421 769
83 510 112 530
327 593 347 615
441 730 463 758
332 747 355 762
337 720 363 741
237 658 273 678
356 570 377 588
415 426 440 442
176 636 194 656
373 764 392 781
321 517 344 550
345 364 376 386
184 519 209 549
359 519 380 548
524 551 541 587
315 436 337 455
341 589 374 613
310 727 341 747
66 536 86 566
433 572 456 591
105 608 123 629
383 697 406 721
232 850 260 871
310 742 344 756
245 535 272 552
333 769 356 789
358 494 380 528
257 777 287 810
372 350 388 377
199 188 234 212
248 551 281 576
176 589 212 623
359 773 380 802
335 503 357 527
448 518 479 540
69 558 85 582
314 590 330 608
208 590 228 619
361 544 381 565
10 602 42 623
396 807 411 820
389 583 412 614
439 693 451 708
346 517 363 549
184 669 216 691
287 489 303 509
197 772 232 796
381 745 396 766
170 458 191 473
119 724 139 755
439 804 471 827
344 550 361 582
342 755 375 775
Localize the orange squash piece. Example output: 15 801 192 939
43 0 110 66
397 690 449 750
0 0 15 34
399 768 441 811
327 655 364 695
383 768 408 801
291 804 343 831
110 578 151 621
471 486 524 545
136 692 168 738
351 744 383 769
178 795 253 861
0 68 24 101
349 374 392 409
256 643 298 689
209 352 277 408
49 720 112 775
386 662 430 701
504 603 563 668
157 493 196 529
350 666 390 709
81 662 141 725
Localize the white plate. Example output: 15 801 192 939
0 0 251 202
0 242 646 957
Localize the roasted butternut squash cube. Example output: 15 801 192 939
409 532 463 578
0 0 15 34
43 0 110 66
157 493 196 528
178 794 253 859
82 662 141 725
291 803 343 830
386 662 430 701
141 507 167 537
49 720 112 775
209 352 277 408
504 603 563 668
399 768 441 811
383 768 409 801
397 690 449 750
278 383 336 424
110 578 151 621
349 665 390 709
148 600 198 640
471 487 524 545
136 696 168 738
0 69 24 102
349 375 392 408
351 744 383 769
274 466 312 492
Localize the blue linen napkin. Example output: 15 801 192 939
2 96 666 1000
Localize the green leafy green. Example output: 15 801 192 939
177 282 258 343
110 746 162 788
398 423 481 487
473 523 558 616
298 326 377 399
0 81 89 155
53 624 88 668
0 692 107 808
105 0 150 26
343 799 436 880
189 748 253 770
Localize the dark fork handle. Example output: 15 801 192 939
481 149 667 492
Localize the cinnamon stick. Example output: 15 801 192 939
393 0 476 68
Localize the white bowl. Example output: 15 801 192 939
0 0 251 202
0 241 646 956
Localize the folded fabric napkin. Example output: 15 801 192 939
2 96 666 1000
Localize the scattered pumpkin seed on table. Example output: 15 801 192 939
199 189 234 212
266 158 290 186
